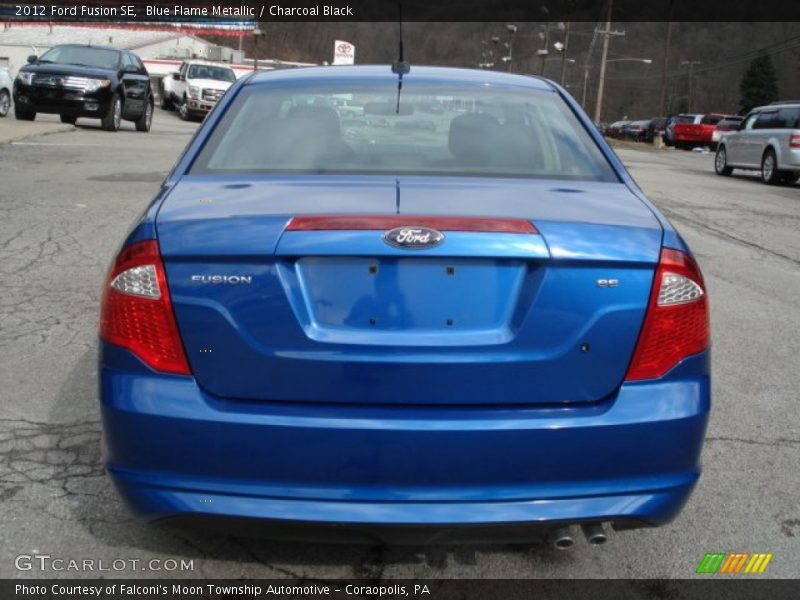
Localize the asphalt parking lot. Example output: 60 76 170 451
0 111 798 579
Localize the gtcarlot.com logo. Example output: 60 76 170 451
696 552 773 574
14 554 194 572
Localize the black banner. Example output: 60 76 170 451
2 0 800 23
3 579 800 600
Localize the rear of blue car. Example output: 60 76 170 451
99 67 709 546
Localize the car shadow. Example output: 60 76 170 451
51 351 571 576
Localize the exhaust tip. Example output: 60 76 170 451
581 523 608 545
550 526 575 550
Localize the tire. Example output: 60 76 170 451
60 114 77 125
101 94 122 132
714 146 733 176
160 86 172 110
135 100 153 132
760 149 781 185
0 90 10 117
178 96 190 121
14 105 36 121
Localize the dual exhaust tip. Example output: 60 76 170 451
550 523 608 550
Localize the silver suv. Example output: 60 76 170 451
714 102 800 185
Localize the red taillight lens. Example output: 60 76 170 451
625 248 709 381
789 133 800 148
99 240 191 375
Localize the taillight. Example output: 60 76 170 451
789 133 800 148
99 240 191 375
625 248 709 381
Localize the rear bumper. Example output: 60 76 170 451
100 343 710 533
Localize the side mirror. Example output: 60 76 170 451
27 55 37 64
172 72 181 81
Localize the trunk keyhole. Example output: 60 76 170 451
446 266 455 276
580 343 590 352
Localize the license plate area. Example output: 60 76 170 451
292 256 527 344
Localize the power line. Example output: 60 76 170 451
604 33 800 81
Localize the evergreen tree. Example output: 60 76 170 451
739 54 779 113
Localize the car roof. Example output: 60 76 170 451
247 65 556 92
185 60 235 68
49 43 121 51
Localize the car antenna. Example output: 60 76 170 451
391 1 410 114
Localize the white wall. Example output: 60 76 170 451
0 45 44 77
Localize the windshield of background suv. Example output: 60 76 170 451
191 81 617 181
39 46 120 69
187 65 236 82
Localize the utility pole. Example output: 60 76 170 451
559 22 571 85
539 23 551 76
659 4 675 116
593 0 625 123
581 26 599 109
682 60 702 112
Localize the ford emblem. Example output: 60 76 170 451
382 226 445 250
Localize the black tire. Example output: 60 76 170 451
178 95 191 121
14 105 36 121
0 90 10 117
160 86 173 110
714 146 733 176
135 99 153 132
101 94 122 132
760 148 781 185
60 114 77 125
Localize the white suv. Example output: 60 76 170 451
714 102 800 185
160 60 236 120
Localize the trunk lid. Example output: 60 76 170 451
157 176 662 405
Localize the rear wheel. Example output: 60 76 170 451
0 90 10 117
760 149 780 185
714 146 733 176
14 105 36 121
135 100 153 132
101 94 122 132
60 114 77 125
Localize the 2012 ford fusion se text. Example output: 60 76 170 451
98 65 710 548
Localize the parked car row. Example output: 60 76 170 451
603 118 666 143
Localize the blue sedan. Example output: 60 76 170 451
99 66 710 548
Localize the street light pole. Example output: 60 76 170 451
682 60 702 112
559 22 570 86
506 24 517 73
659 8 674 116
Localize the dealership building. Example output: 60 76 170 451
0 23 314 86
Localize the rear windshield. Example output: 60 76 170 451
675 115 700 124
188 65 236 82
701 115 724 125
190 81 617 181
39 45 120 69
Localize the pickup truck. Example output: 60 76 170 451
160 60 236 120
672 113 730 150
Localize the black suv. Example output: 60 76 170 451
13 44 153 132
